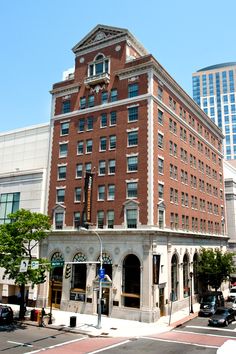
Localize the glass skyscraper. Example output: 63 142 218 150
192 62 236 160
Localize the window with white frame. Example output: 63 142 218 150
110 111 117 125
55 212 64 229
89 54 109 77
128 106 138 122
87 116 93 130
56 189 65 203
75 187 82 202
59 143 68 158
98 185 105 200
108 159 116 174
101 113 107 127
74 212 81 229
60 122 69 135
77 141 84 155
107 210 114 228
158 183 164 199
127 181 137 198
58 165 67 180
97 210 104 228
98 160 106 175
78 119 85 132
158 158 164 174
76 163 83 178
158 133 164 148
101 91 108 104
128 131 138 146
85 162 91 173
126 208 137 228
109 135 116 150
108 184 115 200
110 89 117 102
86 139 93 153
127 155 138 172
100 137 107 151
128 83 138 98
88 95 94 107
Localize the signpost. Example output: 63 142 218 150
31 260 39 270
51 260 64 268
98 268 105 280
19 260 29 273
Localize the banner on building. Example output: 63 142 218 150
153 255 161 284
84 172 93 224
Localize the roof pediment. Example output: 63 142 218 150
72 24 148 56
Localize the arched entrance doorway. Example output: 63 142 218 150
183 253 189 298
122 254 140 308
49 252 64 308
171 254 178 301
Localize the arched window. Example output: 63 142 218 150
122 254 140 308
193 253 199 294
88 53 109 77
183 254 189 298
72 252 87 292
96 253 113 279
171 254 178 301
51 252 64 282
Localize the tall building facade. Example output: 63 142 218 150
41 25 227 322
192 62 236 160
0 123 50 304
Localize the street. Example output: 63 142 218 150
0 316 236 354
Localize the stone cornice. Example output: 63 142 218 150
50 82 80 96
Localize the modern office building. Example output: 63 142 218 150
192 62 236 160
0 123 50 305
40 25 227 322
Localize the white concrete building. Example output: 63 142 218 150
0 123 50 305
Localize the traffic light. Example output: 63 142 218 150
65 264 71 279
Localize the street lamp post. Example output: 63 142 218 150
81 227 103 329
189 271 194 314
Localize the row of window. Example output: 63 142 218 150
170 212 222 234
61 82 139 114
56 181 138 203
158 159 223 185
157 89 221 151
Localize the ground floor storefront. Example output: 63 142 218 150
37 229 228 323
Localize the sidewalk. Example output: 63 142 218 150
4 302 199 338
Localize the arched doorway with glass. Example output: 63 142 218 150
96 252 113 316
171 254 178 302
122 254 140 308
49 252 64 308
183 253 189 298
70 252 87 302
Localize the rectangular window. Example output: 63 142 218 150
101 113 107 127
158 110 163 124
86 139 93 153
97 210 104 228
61 122 69 135
77 141 84 154
98 160 106 175
158 158 164 174
158 133 164 148
158 183 164 199
55 212 64 230
74 212 81 229
80 97 86 109
128 131 138 146
56 189 65 203
110 89 118 102
75 187 82 202
157 86 163 100
127 182 137 198
98 185 105 200
62 100 71 114
100 137 107 151
128 83 138 98
126 209 137 228
108 159 116 174
88 95 94 107
85 162 91 173
110 111 117 125
58 165 66 180
0 192 20 224
128 106 138 122
109 135 116 150
127 156 138 172
108 184 115 200
101 91 108 104
107 210 114 229
78 119 85 132
59 143 68 157
87 117 93 130
76 163 83 178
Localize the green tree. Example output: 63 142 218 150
0 209 51 319
197 248 235 293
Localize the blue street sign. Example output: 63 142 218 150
99 268 105 280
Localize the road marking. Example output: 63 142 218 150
7 341 33 347
140 336 218 349
88 340 131 353
186 325 236 333
25 337 86 354
174 329 236 339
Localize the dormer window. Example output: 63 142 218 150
85 53 110 87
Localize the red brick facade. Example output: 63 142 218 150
48 25 225 236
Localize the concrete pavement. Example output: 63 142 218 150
3 302 200 338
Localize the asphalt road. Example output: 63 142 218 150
0 316 236 354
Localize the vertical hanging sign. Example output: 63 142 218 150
84 172 93 224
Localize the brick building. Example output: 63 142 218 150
40 25 228 322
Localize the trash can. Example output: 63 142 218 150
70 316 76 327
30 309 36 321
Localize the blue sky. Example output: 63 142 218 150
1 0 236 132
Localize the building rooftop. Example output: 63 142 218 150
197 62 236 72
